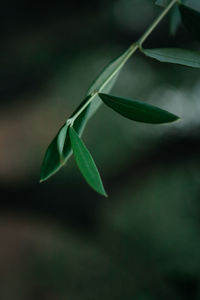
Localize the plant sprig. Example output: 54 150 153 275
40 0 200 196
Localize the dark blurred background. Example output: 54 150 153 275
1 0 200 299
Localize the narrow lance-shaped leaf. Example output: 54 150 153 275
40 44 137 182
179 3 200 41
69 127 107 197
142 48 200 68
99 93 180 124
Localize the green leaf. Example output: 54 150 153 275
99 93 180 124
179 3 200 41
69 127 107 197
142 48 200 68
57 123 68 156
40 123 68 182
155 2 181 34
169 5 181 35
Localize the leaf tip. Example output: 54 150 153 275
101 189 108 198
39 170 52 183
171 114 181 122
160 111 181 124
39 174 46 183
97 181 108 197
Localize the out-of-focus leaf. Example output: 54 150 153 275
69 127 107 197
169 5 181 35
155 1 181 34
99 93 180 124
179 3 200 41
142 48 200 68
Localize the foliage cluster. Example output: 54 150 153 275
40 0 200 196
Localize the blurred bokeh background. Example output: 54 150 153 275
1 0 200 299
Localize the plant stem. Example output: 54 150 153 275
138 0 177 47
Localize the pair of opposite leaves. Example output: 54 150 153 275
40 0 200 196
